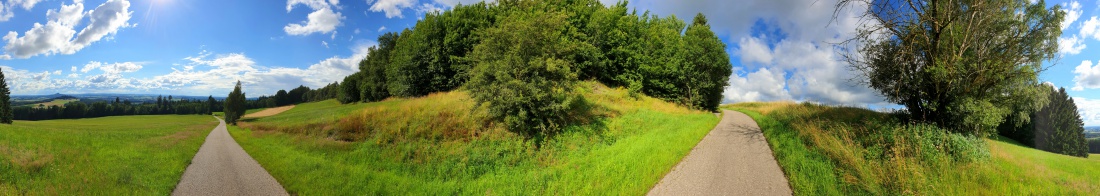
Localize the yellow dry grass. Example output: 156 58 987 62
243 105 296 118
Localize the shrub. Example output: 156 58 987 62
466 7 588 147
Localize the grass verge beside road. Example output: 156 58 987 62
0 115 218 195
726 102 1100 195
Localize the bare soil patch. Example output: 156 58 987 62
243 105 296 118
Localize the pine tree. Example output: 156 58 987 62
0 67 12 124
1033 87 1089 157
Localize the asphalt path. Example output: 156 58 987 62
173 117 288 196
647 110 792 196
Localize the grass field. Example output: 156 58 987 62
21 98 79 108
725 102 1100 195
229 81 720 195
0 115 218 195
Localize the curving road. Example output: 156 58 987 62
173 117 288 196
648 110 792 196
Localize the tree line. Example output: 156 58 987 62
12 96 220 121
4 80 339 122
338 0 730 110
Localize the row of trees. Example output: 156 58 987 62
340 0 730 110
337 0 731 144
12 96 221 121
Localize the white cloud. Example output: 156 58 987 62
354 28 361 34
737 36 773 66
285 7 343 36
1082 16 1100 40
285 0 343 36
1062 1 1082 30
724 67 791 103
0 0 46 22
1059 35 1086 55
70 66 76 72
416 3 443 14
368 0 415 18
2 0 134 59
1073 97 1100 126
322 40 329 48
378 26 386 32
1073 60 1100 91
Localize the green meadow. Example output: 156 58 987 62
229 82 721 195
0 115 217 195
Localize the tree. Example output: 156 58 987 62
275 90 289 106
838 0 1064 135
681 13 732 111
338 73 362 104
359 32 399 102
1033 87 1089 157
206 96 217 115
467 6 588 148
224 81 247 125
0 67 11 124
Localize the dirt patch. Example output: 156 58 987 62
243 105 296 118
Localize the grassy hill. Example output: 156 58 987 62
725 102 1100 195
0 115 218 194
228 81 720 195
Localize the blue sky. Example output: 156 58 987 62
0 0 1097 125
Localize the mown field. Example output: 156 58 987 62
725 102 1100 195
0 115 218 195
229 81 720 195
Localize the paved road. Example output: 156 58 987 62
648 110 792 196
173 117 288 196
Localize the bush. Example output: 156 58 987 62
466 7 588 147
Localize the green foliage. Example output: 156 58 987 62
999 87 1090 157
358 32 398 102
387 14 455 97
466 7 588 146
338 73 361 104
681 14 732 111
224 81 247 125
840 0 1063 135
0 67 11 124
1089 138 1100 153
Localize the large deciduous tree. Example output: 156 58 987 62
0 67 11 124
682 13 732 111
838 0 1064 135
224 81 247 125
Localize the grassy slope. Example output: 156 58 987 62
726 102 1100 195
229 81 720 195
0 115 218 195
